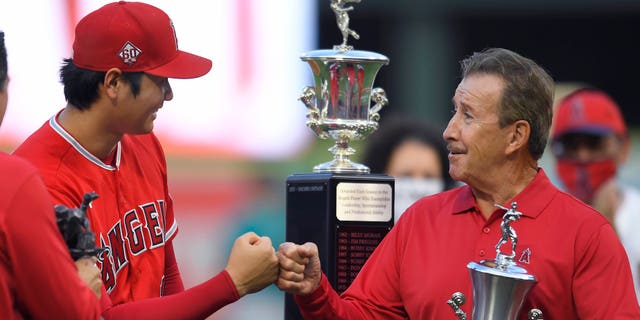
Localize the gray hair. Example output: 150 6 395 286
460 48 554 160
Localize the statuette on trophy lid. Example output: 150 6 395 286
299 0 389 174
330 0 361 51
494 202 522 266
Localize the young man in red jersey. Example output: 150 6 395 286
13 2 278 318
0 31 102 319
277 48 640 319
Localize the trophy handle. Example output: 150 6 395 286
446 292 468 320
528 309 543 320
299 86 328 139
369 87 388 122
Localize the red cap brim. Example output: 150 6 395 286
145 50 212 79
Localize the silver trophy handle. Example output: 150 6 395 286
299 86 328 139
299 86 316 111
369 87 388 122
528 309 543 320
446 292 468 320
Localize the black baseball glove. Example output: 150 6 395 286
54 192 105 261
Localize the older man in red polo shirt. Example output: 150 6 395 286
276 48 640 319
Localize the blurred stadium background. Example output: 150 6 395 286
2 0 640 319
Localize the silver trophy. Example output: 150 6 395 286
299 0 389 173
448 202 543 320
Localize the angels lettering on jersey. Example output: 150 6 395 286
96 199 168 292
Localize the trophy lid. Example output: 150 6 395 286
301 49 389 64
467 260 537 282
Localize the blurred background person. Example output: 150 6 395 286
550 87 640 302
361 115 456 221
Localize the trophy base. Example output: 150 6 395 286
313 159 370 174
284 172 394 320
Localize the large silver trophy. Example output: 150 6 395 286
299 0 389 173
447 202 544 320
285 2 394 319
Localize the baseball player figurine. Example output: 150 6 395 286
55 191 104 260
331 0 361 50
494 202 522 263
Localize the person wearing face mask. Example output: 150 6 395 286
361 115 456 221
551 87 640 302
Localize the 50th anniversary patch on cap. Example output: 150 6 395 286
118 41 142 66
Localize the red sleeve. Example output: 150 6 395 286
4 171 101 319
294 273 348 318
161 240 184 295
573 222 640 318
294 219 407 319
101 270 239 319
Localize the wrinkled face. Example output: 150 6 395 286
116 73 173 134
443 73 511 185
386 139 442 179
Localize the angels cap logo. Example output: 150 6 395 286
169 20 178 50
570 98 586 126
118 41 142 66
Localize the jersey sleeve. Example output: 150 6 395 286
161 240 184 295
5 171 101 319
101 270 239 319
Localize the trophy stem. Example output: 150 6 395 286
313 136 369 174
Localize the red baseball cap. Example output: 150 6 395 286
552 89 627 140
72 1 212 79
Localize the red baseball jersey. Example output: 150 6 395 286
0 152 101 318
13 115 178 306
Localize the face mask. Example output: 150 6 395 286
394 177 445 222
556 158 617 204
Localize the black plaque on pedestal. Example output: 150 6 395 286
284 173 394 320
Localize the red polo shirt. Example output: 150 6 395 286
295 169 640 319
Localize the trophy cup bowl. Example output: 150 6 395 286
299 49 389 173
466 260 536 320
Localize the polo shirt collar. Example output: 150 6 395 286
451 168 557 219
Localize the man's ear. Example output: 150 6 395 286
617 136 631 165
103 68 123 99
505 120 531 155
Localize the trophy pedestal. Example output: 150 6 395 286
284 173 394 320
